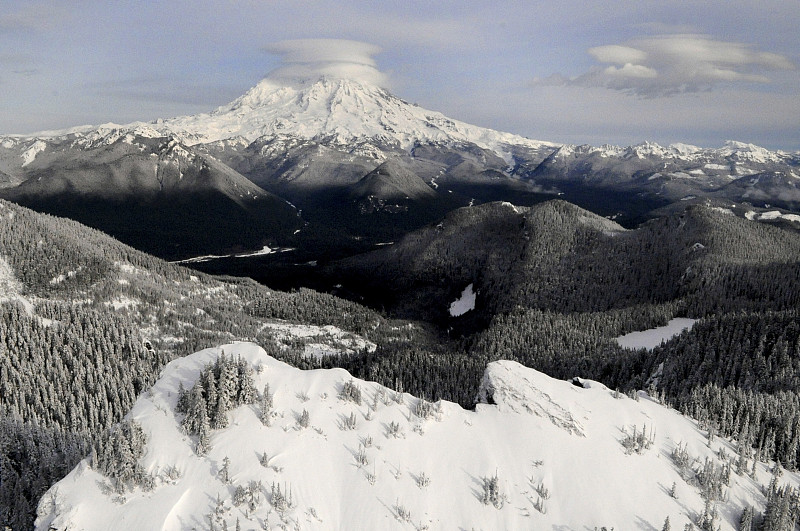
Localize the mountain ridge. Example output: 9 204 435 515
35 341 800 530
5 75 795 173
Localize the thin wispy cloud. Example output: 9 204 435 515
537 34 795 96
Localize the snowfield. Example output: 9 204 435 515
0 255 34 315
748 210 800 224
261 321 377 358
449 283 476 317
36 342 798 530
615 317 697 350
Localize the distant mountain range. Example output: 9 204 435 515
1 74 797 263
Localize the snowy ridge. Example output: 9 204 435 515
477 361 586 436
550 139 789 166
37 342 800 530
1 76 793 174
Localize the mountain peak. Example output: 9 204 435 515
224 75 386 113
154 75 554 163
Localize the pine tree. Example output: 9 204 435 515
662 516 671 531
738 506 754 531
181 385 207 435
236 357 256 404
214 355 237 428
203 369 219 427
260 384 273 426
220 456 231 484
196 406 212 456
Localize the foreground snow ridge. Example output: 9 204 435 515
37 342 798 530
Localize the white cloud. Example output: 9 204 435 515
436 79 800 150
263 39 389 87
589 45 648 65
603 63 658 79
539 34 795 96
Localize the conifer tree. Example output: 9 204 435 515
738 506 754 531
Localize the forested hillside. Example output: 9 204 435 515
326 199 800 496
331 200 800 324
3 197 800 529
0 200 405 529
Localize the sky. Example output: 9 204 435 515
1 0 798 150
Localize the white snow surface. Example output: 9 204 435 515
161 77 555 159
757 210 800 223
615 317 697 350
262 321 377 357
449 283 476 316
0 255 34 315
20 139 47 166
36 342 800 530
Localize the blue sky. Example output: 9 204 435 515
1 0 798 150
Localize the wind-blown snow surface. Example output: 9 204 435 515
37 342 796 530
615 317 697 350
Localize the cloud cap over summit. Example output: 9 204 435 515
263 39 389 87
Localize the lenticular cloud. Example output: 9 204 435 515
536 34 795 97
263 39 389 87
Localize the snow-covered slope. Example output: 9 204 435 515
2 76 553 168
37 342 798 530
1 72 795 215
158 77 555 160
543 139 788 167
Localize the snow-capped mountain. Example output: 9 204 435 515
527 140 797 185
523 139 800 216
159 76 555 160
0 75 556 172
1 74 795 184
1 71 798 262
36 342 800 530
